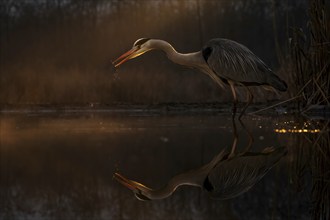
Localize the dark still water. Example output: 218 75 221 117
0 112 329 220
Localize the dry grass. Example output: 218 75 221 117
290 0 330 112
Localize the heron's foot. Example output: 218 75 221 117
262 146 275 154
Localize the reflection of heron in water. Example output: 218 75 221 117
114 120 287 201
113 38 287 117
114 147 286 201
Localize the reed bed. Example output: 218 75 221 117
290 0 329 112
310 121 330 220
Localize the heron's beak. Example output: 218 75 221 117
113 172 137 191
114 172 150 190
113 172 152 200
113 47 147 68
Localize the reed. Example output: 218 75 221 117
288 119 330 220
310 121 330 220
290 0 329 112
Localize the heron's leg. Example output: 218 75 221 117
228 117 238 159
238 86 253 120
238 118 254 155
229 81 238 117
238 89 254 154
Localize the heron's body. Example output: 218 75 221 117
113 38 287 117
202 39 287 91
114 147 287 200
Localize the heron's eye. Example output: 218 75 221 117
133 38 150 48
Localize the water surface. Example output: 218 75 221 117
0 112 328 219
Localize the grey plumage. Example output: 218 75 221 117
203 39 287 91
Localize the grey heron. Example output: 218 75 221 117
114 146 287 201
113 38 287 117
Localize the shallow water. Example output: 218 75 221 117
0 111 328 220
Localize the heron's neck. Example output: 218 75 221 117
144 169 206 200
150 39 203 68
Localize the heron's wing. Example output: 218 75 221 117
207 147 287 199
204 39 273 85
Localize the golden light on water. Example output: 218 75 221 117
274 119 323 134
274 128 321 133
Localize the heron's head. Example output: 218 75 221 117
113 38 152 68
113 172 152 201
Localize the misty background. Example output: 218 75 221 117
0 0 309 105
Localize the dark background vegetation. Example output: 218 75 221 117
0 0 327 106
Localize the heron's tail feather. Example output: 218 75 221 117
268 74 288 92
